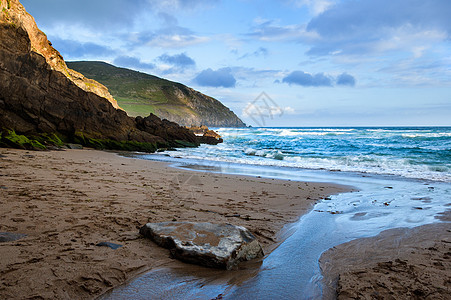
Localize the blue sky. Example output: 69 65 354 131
22 0 451 126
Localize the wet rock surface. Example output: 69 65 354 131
140 222 264 270
188 125 224 145
95 242 123 250
0 232 26 242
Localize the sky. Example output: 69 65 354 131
21 0 451 127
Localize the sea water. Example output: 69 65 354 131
103 127 450 299
160 127 451 183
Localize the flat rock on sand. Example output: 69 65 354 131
140 222 264 270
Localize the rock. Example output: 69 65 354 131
95 242 123 250
140 222 264 270
0 232 26 242
187 126 223 145
65 143 83 150
0 0 200 152
135 114 199 148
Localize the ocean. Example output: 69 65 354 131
157 127 451 182
105 127 451 299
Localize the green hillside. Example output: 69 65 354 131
66 61 245 127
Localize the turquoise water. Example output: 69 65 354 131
166 127 451 182
103 127 451 299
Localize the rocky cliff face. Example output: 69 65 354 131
0 0 200 151
67 61 247 128
0 0 119 109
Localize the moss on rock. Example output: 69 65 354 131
0 129 161 153
0 129 46 150
72 131 158 152
174 139 197 148
34 133 65 147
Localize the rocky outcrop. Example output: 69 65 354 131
188 125 223 145
136 114 198 147
0 0 199 152
140 222 264 270
67 61 247 127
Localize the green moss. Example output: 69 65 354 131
71 131 159 152
0 129 46 150
73 131 87 145
0 128 195 154
174 139 197 148
84 137 158 153
34 133 65 146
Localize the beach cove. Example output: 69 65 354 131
104 127 450 299
0 148 349 299
1 127 450 299
2 0 450 298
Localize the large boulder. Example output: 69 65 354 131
140 222 264 270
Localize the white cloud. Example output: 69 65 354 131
248 20 318 42
147 35 209 48
283 106 296 114
290 0 336 15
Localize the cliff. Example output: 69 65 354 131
67 61 246 128
0 0 200 151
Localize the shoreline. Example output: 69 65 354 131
0 148 351 299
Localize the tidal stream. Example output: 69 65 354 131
101 159 450 299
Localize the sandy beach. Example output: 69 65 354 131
0 148 349 299
321 222 451 299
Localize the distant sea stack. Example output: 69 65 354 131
67 61 246 128
0 0 203 152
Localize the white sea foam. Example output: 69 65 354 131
168 151 450 182
166 127 451 182
402 132 451 138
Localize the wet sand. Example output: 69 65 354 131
320 222 451 299
0 148 349 299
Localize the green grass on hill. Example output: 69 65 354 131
67 61 194 117
66 61 246 127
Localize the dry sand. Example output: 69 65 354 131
320 222 451 299
0 148 349 299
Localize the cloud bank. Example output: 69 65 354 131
306 0 451 56
158 53 196 67
282 71 356 87
50 38 115 59
193 68 236 88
